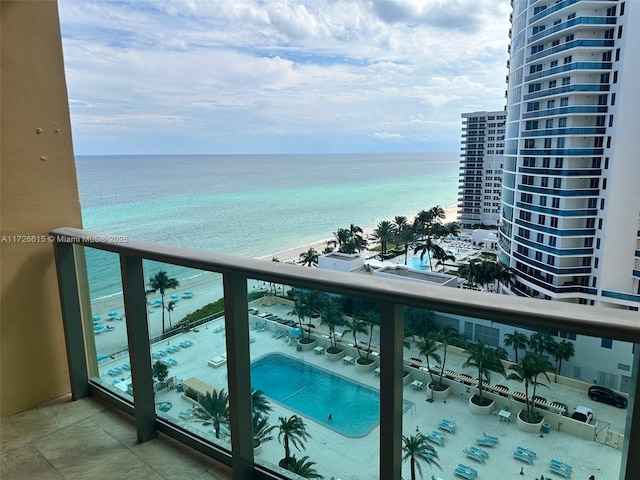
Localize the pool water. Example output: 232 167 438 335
251 353 413 437
406 256 431 270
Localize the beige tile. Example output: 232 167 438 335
0 442 63 480
65 450 164 480
0 408 59 450
33 418 126 478
38 395 108 429
131 433 217 479
91 406 140 449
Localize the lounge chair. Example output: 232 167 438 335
168 358 178 366
439 421 457 433
549 464 572 478
516 446 536 458
513 451 534 464
476 437 496 447
455 464 478 479
250 321 260 330
463 448 486 463
426 432 445 446
469 446 489 459
482 432 499 443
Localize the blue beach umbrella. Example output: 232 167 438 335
290 328 303 338
170 294 180 301
92 316 102 322
93 325 105 332
108 311 119 317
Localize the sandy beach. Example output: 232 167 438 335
90 204 459 354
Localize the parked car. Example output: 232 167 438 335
588 385 628 408
571 405 594 424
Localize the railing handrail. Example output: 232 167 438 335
50 226 640 343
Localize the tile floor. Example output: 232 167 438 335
0 395 233 480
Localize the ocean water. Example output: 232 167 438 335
76 153 459 300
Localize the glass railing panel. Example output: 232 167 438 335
82 246 129 392
396 307 629 480
249 285 382 479
142 261 229 448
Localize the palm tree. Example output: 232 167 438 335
342 313 369 358
372 220 395 256
165 300 177 330
529 331 554 357
507 355 554 422
416 334 441 387
503 331 529 363
436 325 461 388
363 309 380 361
299 247 319 267
413 237 439 270
152 360 169 383
192 390 230 439
431 247 456 272
253 412 276 448
148 270 180 334
401 433 441 480
320 300 346 352
551 339 575 382
251 389 273 417
288 298 309 338
462 341 506 406
392 215 409 236
396 224 417 265
334 224 367 254
494 261 516 292
285 456 324 479
277 415 311 465
301 290 327 341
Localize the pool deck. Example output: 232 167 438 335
99 307 624 480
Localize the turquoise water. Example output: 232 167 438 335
406 256 431 270
251 353 412 437
75 153 459 300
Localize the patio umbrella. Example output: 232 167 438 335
170 294 180 301
290 328 303 338
108 311 119 318
93 325 105 332
92 316 101 322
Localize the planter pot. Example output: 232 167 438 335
354 357 377 372
427 383 451 401
468 396 495 415
326 348 345 362
254 442 263 455
516 410 544 433
297 339 317 351
403 371 412 384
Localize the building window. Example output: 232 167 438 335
549 236 556 247
544 138 552 148
548 80 556 89
553 178 562 188
546 119 553 128
552 198 560 209
563 56 572 64
550 217 558 228
560 97 569 107
555 158 563 168
561 76 570 85
547 99 555 108
556 138 565 148
601 338 613 349
524 139 536 148
558 118 567 128
543 157 550 168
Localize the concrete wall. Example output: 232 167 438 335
1 0 82 416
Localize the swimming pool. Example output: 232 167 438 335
251 353 413 437
406 256 431 270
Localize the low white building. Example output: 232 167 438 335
373 265 459 287
318 252 365 272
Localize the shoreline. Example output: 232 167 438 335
90 203 459 351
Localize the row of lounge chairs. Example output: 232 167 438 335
454 463 478 479
439 418 457 434
549 459 573 478
513 446 537 464
463 446 490 464
476 432 498 447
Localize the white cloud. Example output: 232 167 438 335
58 0 511 154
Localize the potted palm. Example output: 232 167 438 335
463 341 506 414
415 334 445 401
252 390 274 454
289 298 316 351
508 354 554 433
277 414 311 470
344 312 377 371
321 300 346 361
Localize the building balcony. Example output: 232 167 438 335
523 83 610 102
522 105 609 120
42 228 640 480
518 167 602 177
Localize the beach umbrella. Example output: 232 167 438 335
108 311 119 318
170 294 180 301
92 316 101 322
93 325 105 332
291 328 303 338
183 291 193 298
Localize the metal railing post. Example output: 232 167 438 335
120 254 156 442
378 301 404 480
52 241 89 399
223 273 254 479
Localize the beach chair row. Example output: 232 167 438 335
549 459 572 478
476 432 498 447
513 446 537 464
179 340 194 348
464 446 489 464
439 418 457 433
426 430 447 446
454 463 477 479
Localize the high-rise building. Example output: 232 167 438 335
458 111 506 228
499 0 640 310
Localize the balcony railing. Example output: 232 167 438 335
51 227 640 480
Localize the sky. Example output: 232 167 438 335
58 0 512 155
